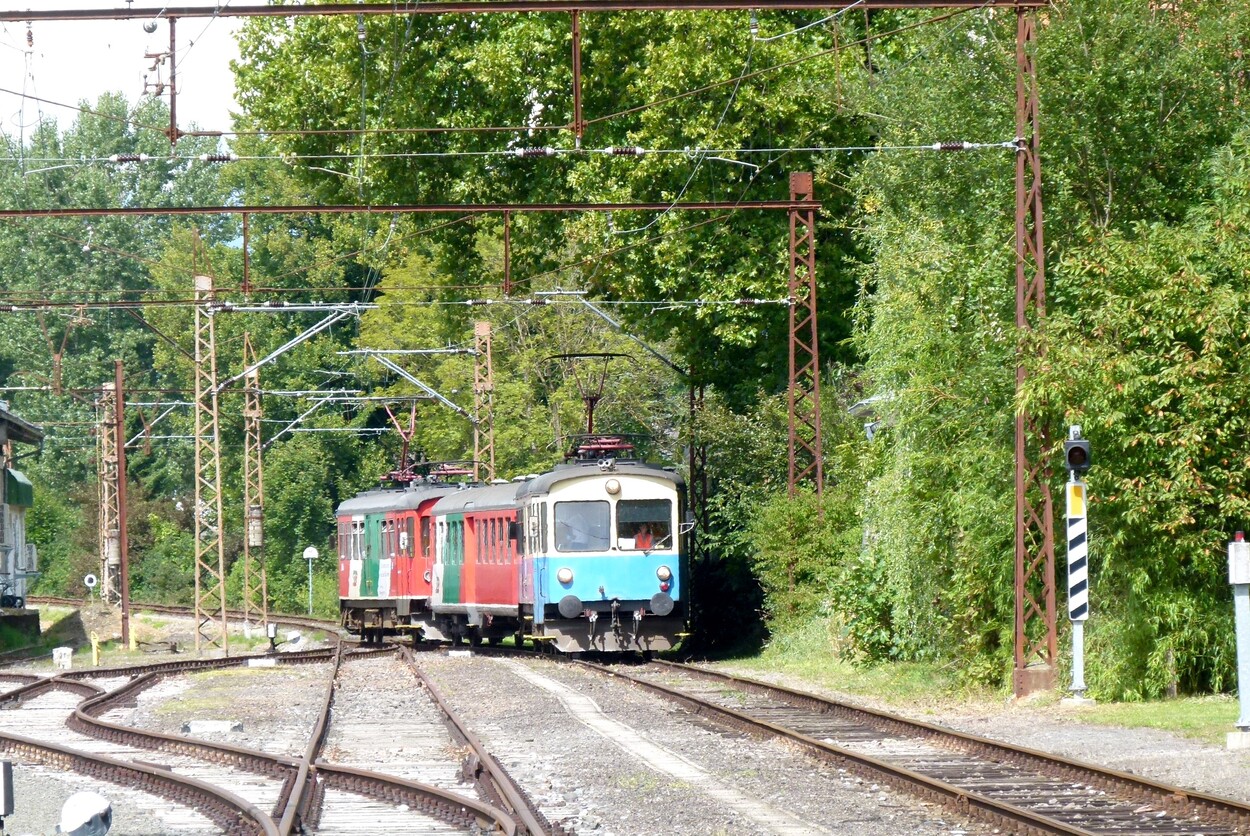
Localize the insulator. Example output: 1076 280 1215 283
606 146 645 156
198 153 238 163
25 25 32 48
262 301 287 307
514 147 556 158
735 299 760 306
749 10 759 37
0 305 13 312
109 153 149 163
935 141 970 152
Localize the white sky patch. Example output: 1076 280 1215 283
0 6 240 138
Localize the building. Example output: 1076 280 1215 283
0 402 43 610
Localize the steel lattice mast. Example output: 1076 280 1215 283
1013 7 1055 696
193 274 229 654
787 172 822 499
241 333 269 630
473 321 497 483
97 383 121 605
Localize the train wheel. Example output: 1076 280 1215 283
468 628 483 647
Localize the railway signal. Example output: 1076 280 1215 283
1064 437 1091 474
1064 425 1093 703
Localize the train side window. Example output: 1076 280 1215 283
405 518 415 556
337 521 347 558
421 518 432 559
540 502 549 553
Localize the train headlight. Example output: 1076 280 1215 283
557 567 574 584
656 565 672 582
605 478 621 495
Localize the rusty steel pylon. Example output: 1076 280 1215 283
241 333 269 630
473 321 497 483
1013 7 1055 698
193 274 229 655
96 382 121 605
787 171 823 499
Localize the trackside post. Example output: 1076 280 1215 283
1063 425 1094 705
1228 532 1250 749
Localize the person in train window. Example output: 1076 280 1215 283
635 523 654 550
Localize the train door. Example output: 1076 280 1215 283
347 515 365 598
363 514 383 597
442 514 464 605
418 512 434 596
378 518 393 598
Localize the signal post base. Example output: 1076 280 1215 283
1013 664 1055 698
1227 731 1250 750
1061 695 1096 707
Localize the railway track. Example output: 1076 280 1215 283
0 618 559 834
582 659 1250 836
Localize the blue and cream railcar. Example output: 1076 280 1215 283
336 482 454 640
515 459 686 653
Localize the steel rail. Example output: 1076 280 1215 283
277 640 344 834
398 646 555 836
0 730 280 835
578 659 1094 835
5 1 1045 23
0 200 820 221
14 647 500 834
590 660 1250 835
647 660 1250 828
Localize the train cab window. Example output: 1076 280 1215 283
337 521 348 558
617 499 673 550
554 501 610 552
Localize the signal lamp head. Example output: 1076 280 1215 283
1063 439 1091 474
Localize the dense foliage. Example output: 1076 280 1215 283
3 0 1249 697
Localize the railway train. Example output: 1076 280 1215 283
336 446 688 653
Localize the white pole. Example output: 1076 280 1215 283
1071 619 1086 693
1228 534 1250 747
303 546 319 616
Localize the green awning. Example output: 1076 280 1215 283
6 469 33 508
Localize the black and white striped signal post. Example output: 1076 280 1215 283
1064 426 1092 699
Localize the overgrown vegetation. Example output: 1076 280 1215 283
3 1 1248 697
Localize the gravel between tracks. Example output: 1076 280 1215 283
6 642 1250 834
417 653 984 835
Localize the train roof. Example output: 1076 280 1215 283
515 460 683 502
431 481 523 515
335 483 457 516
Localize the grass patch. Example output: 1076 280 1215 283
709 617 995 709
707 617 1244 741
1062 695 1240 745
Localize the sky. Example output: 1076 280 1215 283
0 4 241 140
